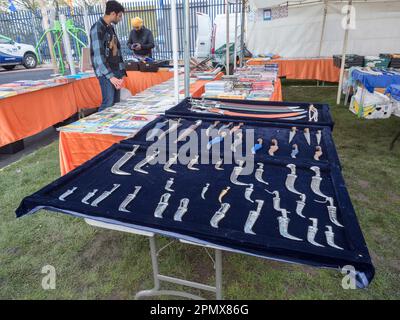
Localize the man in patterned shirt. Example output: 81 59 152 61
90 0 127 111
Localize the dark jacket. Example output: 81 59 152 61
127 27 155 57
89 18 126 79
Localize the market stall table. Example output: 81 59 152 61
187 72 224 98
0 71 174 151
167 98 334 129
59 77 212 175
84 218 224 299
72 71 174 110
0 82 77 149
247 58 340 83
204 78 282 101
202 65 282 102
16 113 375 296
350 68 400 93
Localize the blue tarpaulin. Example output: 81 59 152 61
385 84 400 102
351 69 400 93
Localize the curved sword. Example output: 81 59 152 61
111 145 140 175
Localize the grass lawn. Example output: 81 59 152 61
0 83 399 299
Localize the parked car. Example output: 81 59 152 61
0 34 37 70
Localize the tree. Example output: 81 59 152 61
0 0 39 12
74 0 102 6
0 0 101 13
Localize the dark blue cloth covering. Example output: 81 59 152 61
126 116 341 167
352 69 400 93
165 98 335 129
16 115 374 287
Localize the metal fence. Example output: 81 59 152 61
0 0 242 62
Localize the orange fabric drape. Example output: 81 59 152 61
71 77 102 110
190 80 209 98
59 131 124 175
0 84 77 147
72 71 173 110
188 72 224 98
124 70 173 95
0 71 173 148
247 58 340 82
270 78 283 101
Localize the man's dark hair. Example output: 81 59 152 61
105 1 124 15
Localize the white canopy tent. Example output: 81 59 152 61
170 0 400 104
246 0 400 58
245 0 400 104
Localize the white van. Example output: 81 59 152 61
195 12 243 67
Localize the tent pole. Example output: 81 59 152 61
336 0 353 105
233 0 239 71
318 0 328 57
171 0 180 103
184 0 190 97
83 3 91 47
240 0 245 67
226 0 230 75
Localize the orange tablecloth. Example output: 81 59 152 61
72 71 173 110
247 58 340 82
0 83 77 148
71 77 102 110
189 72 224 98
270 78 283 101
124 70 173 95
0 71 173 148
59 131 124 175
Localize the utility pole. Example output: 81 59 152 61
38 0 58 72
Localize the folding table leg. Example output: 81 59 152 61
215 249 223 300
135 236 223 300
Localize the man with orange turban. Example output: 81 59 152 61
127 16 155 58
